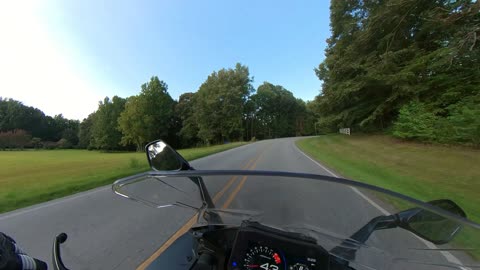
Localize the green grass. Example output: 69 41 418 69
297 135 480 258
0 142 247 213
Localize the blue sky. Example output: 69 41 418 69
0 1 330 120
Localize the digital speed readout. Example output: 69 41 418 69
228 226 328 270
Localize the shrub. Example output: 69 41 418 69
444 99 480 145
42 141 57 150
392 101 437 141
393 99 480 146
0 129 32 149
31 137 42 149
57 138 73 149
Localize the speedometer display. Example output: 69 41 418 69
243 245 285 270
228 227 329 270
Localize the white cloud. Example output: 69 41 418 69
0 2 106 120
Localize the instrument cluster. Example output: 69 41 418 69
228 223 329 270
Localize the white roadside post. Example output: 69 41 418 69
339 128 351 135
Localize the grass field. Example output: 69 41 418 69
297 135 480 258
0 142 246 214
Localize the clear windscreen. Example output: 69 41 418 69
201 174 480 269
113 172 480 270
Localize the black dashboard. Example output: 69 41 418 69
227 222 329 270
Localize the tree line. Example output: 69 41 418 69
5 1 476 149
314 0 479 145
0 98 79 149
0 63 316 150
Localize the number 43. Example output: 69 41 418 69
260 263 279 270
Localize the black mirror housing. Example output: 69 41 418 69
145 140 192 171
397 199 466 245
330 199 467 263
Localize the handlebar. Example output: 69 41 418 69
52 233 69 270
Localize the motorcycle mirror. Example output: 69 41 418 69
397 199 466 245
146 140 191 171
330 199 467 264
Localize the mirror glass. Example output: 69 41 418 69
406 200 465 244
147 141 182 171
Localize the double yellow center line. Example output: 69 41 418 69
136 149 265 270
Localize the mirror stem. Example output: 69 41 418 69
331 215 398 262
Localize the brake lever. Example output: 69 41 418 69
52 233 70 270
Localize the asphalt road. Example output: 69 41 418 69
0 137 470 270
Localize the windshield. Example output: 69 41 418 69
114 171 480 270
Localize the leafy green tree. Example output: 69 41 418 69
393 101 438 141
251 82 303 139
243 97 257 141
78 113 96 149
444 96 480 145
0 98 50 139
50 114 79 145
118 76 175 151
90 96 126 150
193 63 253 144
294 98 309 136
304 100 319 135
61 120 80 146
177 92 200 147
315 0 480 144
167 100 182 149
0 98 81 147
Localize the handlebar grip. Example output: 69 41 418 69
33 259 48 270
18 254 48 270
0 232 47 270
